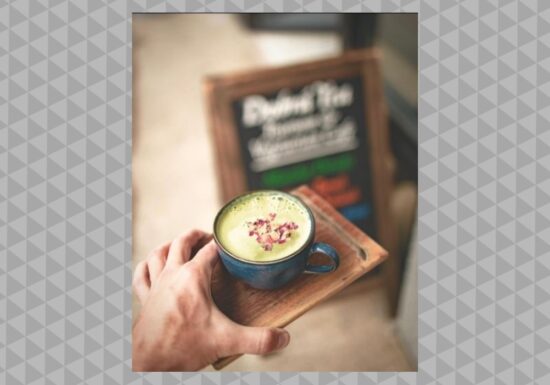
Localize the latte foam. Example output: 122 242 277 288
215 192 312 262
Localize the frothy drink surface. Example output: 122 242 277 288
216 192 311 262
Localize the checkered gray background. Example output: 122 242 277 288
1 0 549 384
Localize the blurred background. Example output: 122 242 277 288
133 14 417 371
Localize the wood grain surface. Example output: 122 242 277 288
210 185 388 369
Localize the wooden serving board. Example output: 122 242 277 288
210 185 388 369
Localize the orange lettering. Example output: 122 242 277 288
324 187 361 208
311 174 350 195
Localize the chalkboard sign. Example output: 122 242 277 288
204 49 395 245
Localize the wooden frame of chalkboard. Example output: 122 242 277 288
204 49 401 315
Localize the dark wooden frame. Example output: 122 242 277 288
203 49 401 316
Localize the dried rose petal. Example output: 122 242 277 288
246 213 298 251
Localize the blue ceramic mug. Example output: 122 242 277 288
213 191 339 290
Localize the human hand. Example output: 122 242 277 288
132 230 291 371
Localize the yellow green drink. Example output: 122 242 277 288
215 191 312 262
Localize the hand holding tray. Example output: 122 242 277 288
210 185 388 369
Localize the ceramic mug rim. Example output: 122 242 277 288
212 190 316 265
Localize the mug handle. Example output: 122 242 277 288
304 242 340 274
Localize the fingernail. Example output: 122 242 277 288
276 330 290 349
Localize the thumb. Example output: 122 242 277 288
218 324 290 357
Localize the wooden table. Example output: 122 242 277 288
210 185 388 369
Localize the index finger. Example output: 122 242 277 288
166 230 208 267
192 240 219 277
